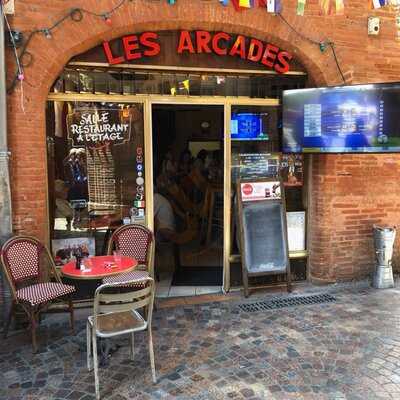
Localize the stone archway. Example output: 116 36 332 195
6 1 340 243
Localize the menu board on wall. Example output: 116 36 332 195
281 154 303 187
234 153 280 180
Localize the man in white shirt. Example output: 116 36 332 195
154 192 176 241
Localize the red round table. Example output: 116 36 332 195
61 255 138 280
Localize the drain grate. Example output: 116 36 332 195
238 293 336 313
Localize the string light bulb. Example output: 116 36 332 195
103 14 112 25
43 29 52 39
17 73 24 81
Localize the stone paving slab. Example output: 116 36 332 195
2 283 400 399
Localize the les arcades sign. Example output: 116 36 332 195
102 30 292 74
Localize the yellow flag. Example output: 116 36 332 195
182 80 190 91
319 0 331 14
239 0 251 7
171 87 176 95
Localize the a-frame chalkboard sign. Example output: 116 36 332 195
237 178 292 297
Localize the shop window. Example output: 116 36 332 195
52 67 307 99
229 105 307 286
46 101 146 263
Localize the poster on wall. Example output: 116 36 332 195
286 211 306 251
67 108 132 148
240 181 281 202
281 154 303 187
52 237 95 266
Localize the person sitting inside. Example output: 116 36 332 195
54 179 73 230
154 190 198 246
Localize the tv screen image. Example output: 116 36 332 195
283 83 400 153
231 113 269 141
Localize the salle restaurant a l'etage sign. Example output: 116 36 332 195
102 30 292 74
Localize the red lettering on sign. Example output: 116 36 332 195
102 41 124 65
140 32 161 56
247 38 263 62
123 35 142 60
275 51 292 73
229 35 246 59
212 32 231 55
177 30 195 53
261 43 279 68
102 31 292 74
196 30 212 53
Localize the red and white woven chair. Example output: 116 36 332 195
1 236 75 353
104 224 155 286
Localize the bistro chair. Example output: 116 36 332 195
86 276 156 400
0 235 75 353
105 224 155 284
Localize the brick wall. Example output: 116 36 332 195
5 0 400 282
310 154 400 282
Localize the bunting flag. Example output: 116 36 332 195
222 0 280 11
297 0 306 15
170 87 176 95
275 0 282 13
266 0 275 12
167 0 175 4
239 0 252 7
372 0 386 8
182 80 190 92
335 0 344 14
319 0 331 14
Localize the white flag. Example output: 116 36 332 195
2 0 15 14
372 0 382 8
267 0 275 12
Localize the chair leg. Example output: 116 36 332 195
3 301 15 339
130 333 135 361
68 298 75 334
87 321 92 371
148 328 156 384
92 331 100 400
31 312 38 354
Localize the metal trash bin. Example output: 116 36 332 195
373 225 396 289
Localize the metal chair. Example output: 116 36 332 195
1 235 75 353
104 224 155 283
86 276 156 400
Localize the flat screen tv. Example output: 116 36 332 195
231 113 269 141
282 83 400 153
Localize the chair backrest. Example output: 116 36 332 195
1 235 60 298
93 277 155 332
107 224 154 276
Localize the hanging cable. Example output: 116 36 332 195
6 0 129 93
5 0 348 93
327 42 346 84
277 12 346 84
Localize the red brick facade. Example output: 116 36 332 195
5 0 400 283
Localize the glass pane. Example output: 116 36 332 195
46 101 146 261
230 104 280 261
78 71 94 94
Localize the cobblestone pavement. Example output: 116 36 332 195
3 283 400 399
